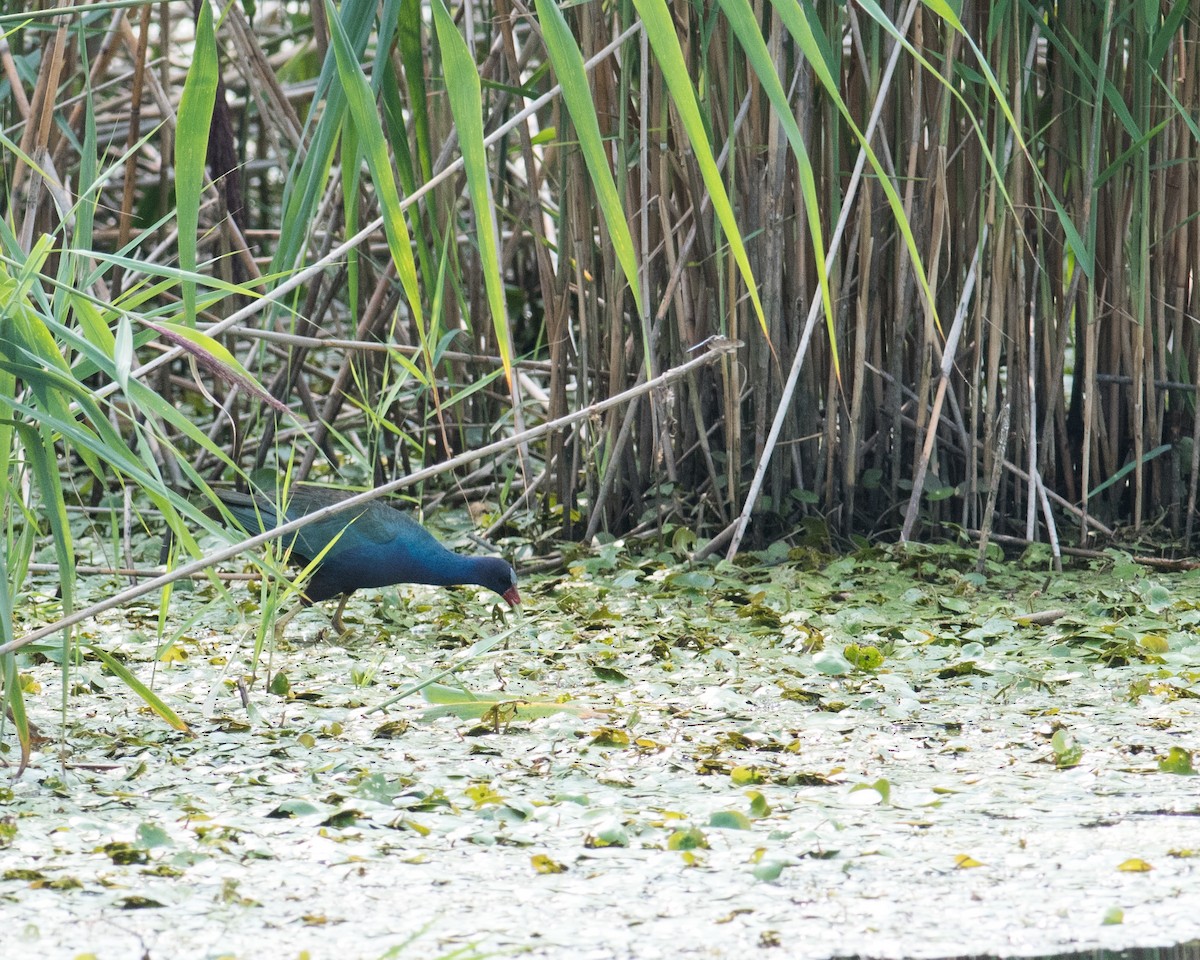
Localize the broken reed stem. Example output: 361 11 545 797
16 5 1197 565
584 384 644 542
966 531 1200 571
975 402 1011 574
211 324 557 373
876 378 1114 537
0 337 740 657
900 214 985 542
1033 466 1063 573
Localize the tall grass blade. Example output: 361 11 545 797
535 0 645 324
84 643 192 734
716 0 837 374
431 0 515 386
174 0 219 326
326 0 426 343
632 0 768 340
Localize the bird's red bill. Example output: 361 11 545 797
503 585 521 607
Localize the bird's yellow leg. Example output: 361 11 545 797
273 601 304 643
331 594 350 635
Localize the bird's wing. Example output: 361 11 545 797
289 490 424 550
345 501 424 545
225 486 429 552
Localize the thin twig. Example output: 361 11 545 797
28 563 258 582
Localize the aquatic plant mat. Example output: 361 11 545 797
5 544 1200 958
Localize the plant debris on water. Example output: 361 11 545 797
5 535 1200 959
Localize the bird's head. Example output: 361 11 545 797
475 556 521 607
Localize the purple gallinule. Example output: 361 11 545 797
218 485 519 635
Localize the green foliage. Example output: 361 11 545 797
633 0 767 337
327 0 425 347
430 0 514 386
1050 728 1083 769
1158 747 1196 776
174 0 218 325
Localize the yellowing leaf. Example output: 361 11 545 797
1158 747 1195 775
464 783 503 808
668 827 709 851
752 859 785 882
731 765 764 786
531 854 567 874
746 791 772 819
844 643 884 670
954 854 984 869
708 811 752 830
590 727 630 747
1139 634 1169 654
1117 858 1153 872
